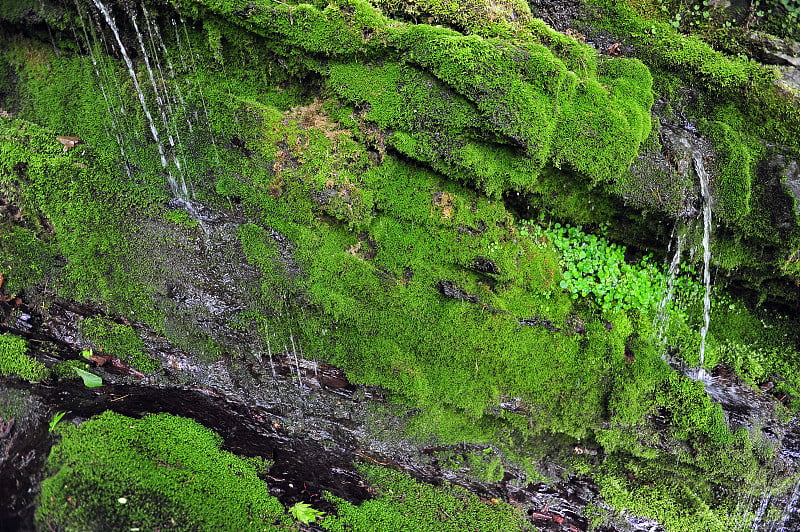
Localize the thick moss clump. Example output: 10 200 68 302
37 411 288 531
0 116 161 321
183 0 654 195
321 464 536 531
0 332 48 381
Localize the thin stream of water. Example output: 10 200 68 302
774 478 800 531
128 7 191 201
74 4 131 177
141 4 194 196
92 0 168 170
654 224 685 344
695 153 713 371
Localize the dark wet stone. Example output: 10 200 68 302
435 279 481 304
741 31 800 67
779 156 800 217
518 315 561 332
0 386 49 531
472 256 501 275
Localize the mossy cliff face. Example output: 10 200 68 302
1 0 800 530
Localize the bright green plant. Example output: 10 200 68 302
49 411 67 432
290 501 325 524
526 222 703 314
73 367 102 388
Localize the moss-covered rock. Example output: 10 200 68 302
0 332 47 381
1 0 800 530
37 411 288 531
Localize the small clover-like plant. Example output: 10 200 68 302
523 221 703 314
289 501 325 524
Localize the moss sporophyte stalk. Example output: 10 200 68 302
2 0 800 530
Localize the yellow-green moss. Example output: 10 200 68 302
321 464 535 531
0 332 48 382
37 411 288 531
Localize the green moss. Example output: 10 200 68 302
696 119 759 224
371 0 534 37
37 411 288 531
0 115 162 323
180 0 393 59
588 0 800 155
164 208 200 227
0 332 48 382
586 417 774 532
465 448 506 483
4 3 800 530
183 0 653 196
0 225 57 294
80 317 159 373
321 464 535 531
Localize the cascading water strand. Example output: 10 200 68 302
694 153 713 374
92 0 168 170
90 0 208 234
655 223 686 344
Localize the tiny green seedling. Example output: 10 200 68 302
81 348 93 360
74 367 103 388
49 411 66 432
289 501 325 524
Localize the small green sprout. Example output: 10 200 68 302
49 411 67 432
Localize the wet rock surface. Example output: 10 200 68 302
0 387 49 532
777 154 800 218
6 286 800 531
742 31 800 68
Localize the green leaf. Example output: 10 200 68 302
49 411 67 432
74 367 103 388
289 501 324 524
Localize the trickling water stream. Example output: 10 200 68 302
92 0 168 170
654 223 686 344
654 131 714 382
694 152 713 373
87 0 207 226
774 479 800 532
